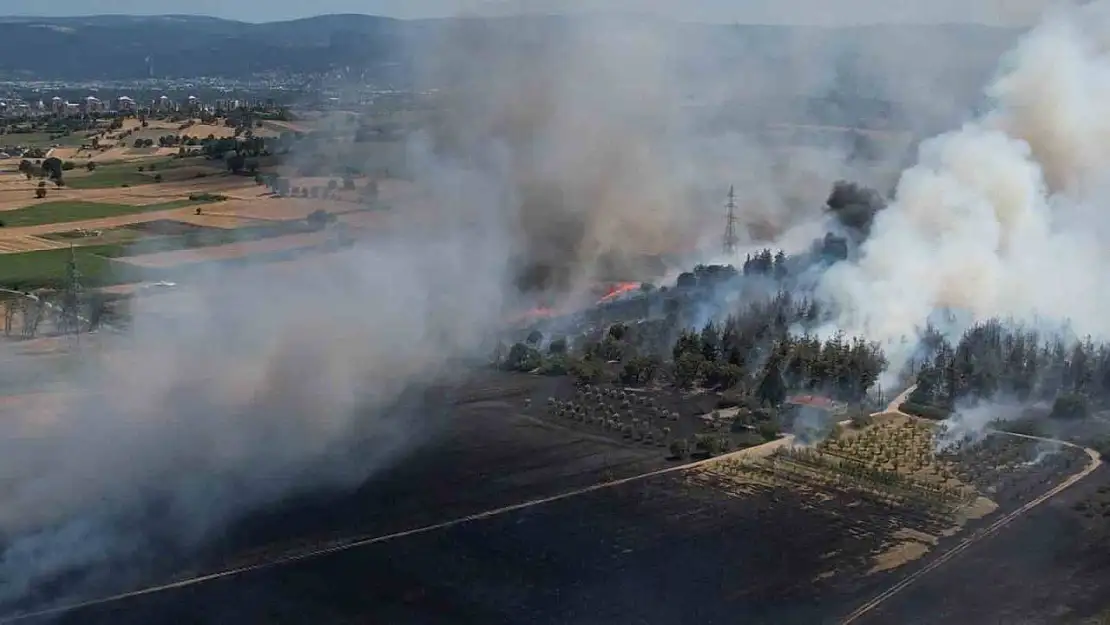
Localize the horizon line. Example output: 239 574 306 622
0 12 1026 29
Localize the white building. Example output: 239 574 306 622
116 95 136 112
84 96 103 114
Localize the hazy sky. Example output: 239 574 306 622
0 0 1060 26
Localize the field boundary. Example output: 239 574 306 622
838 427 1102 624
4 383 1093 624
0 434 793 623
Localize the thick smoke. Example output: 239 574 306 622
825 179 887 240
0 8 1033 613
818 2 1110 368
415 15 933 293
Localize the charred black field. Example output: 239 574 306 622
14 371 1104 625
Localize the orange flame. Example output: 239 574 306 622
598 282 640 303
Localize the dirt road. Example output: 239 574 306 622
839 386 1104 624
0 433 795 624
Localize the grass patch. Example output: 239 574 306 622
64 170 156 189
0 199 220 228
2 132 85 148
0 217 331 289
0 244 142 290
64 157 222 189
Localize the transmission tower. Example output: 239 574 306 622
60 244 82 340
723 184 739 256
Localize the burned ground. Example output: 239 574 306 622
44 443 1098 625
5 374 1103 625
848 464 1110 625
45 470 925 625
520 376 781 457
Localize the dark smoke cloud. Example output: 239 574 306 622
825 179 887 240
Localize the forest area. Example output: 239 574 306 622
496 179 1110 457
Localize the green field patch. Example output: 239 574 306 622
64 157 227 189
64 170 155 189
109 219 321 257
38 218 323 258
1 132 86 148
38 227 146 246
0 244 141 290
0 198 220 228
0 219 350 290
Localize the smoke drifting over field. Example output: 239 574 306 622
819 3 1110 365
0 5 1079 616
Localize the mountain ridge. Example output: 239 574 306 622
0 14 1023 82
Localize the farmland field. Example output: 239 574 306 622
0 132 85 148
0 244 136 288
0 199 214 228
63 157 228 190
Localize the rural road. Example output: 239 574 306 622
3 384 1099 624
0 433 795 624
839 386 1104 625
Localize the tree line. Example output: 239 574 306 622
498 287 886 411
909 319 1110 421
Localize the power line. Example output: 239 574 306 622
723 184 739 256
60 244 82 341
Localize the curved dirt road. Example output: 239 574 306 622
4 385 1099 625
840 389 1103 624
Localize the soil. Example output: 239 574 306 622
521 378 779 455
194 197 351 222
848 464 1110 625
2 372 1101 625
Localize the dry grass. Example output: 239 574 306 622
46 146 180 164
0 172 257 212
196 197 348 222
262 120 311 134
680 417 996 577
0 235 67 253
869 537 931 573
815 415 967 488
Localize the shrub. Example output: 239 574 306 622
1050 394 1089 420
757 420 780 442
188 192 228 202
695 434 722 456
850 412 874 428
537 355 568 376
899 402 950 420
669 438 690 459
734 431 765 448
569 358 605 385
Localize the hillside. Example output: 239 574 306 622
0 14 1021 85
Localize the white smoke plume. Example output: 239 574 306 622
818 1 1110 369
0 194 512 608
0 8 1032 613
